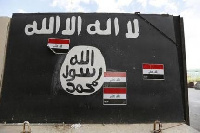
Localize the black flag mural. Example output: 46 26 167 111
47 38 70 54
103 72 127 105
0 13 188 123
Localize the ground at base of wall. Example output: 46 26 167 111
0 123 199 133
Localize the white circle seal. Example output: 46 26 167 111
60 46 106 95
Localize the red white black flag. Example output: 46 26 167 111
103 72 127 105
142 63 164 80
47 38 70 54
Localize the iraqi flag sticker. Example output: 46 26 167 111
103 72 127 105
47 38 70 54
142 63 164 80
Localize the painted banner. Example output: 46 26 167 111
47 38 70 54
143 63 164 80
0 13 187 123
103 72 127 105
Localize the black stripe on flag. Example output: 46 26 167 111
51 48 69 54
104 99 127 105
104 82 126 87
143 74 164 80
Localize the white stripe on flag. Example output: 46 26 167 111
47 43 69 49
104 77 126 82
143 69 164 75
103 94 126 99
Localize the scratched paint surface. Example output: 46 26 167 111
0 13 186 123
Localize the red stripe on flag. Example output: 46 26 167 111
143 64 164 69
104 72 126 77
143 64 151 69
104 88 126 94
151 64 164 69
48 38 70 44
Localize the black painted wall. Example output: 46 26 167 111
0 13 188 123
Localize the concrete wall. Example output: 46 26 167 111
0 13 188 123
0 17 10 98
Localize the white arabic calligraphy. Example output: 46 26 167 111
56 16 60 34
24 16 140 38
126 19 139 38
25 17 54 35
114 17 119 36
60 46 106 95
62 16 76 35
87 18 111 35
